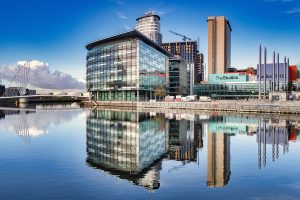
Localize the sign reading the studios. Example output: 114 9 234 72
208 74 248 84
216 75 239 80
256 63 287 82
209 123 247 134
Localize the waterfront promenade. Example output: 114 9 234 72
83 100 300 115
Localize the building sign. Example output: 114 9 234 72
209 123 247 134
208 74 249 84
297 65 300 79
256 63 287 82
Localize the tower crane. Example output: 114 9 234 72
169 30 192 41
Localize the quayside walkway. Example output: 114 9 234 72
83 100 300 115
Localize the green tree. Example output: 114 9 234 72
288 81 295 92
154 85 167 100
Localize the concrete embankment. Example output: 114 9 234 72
0 96 88 105
82 100 300 115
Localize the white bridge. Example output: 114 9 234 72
0 60 87 103
2 60 31 97
0 94 87 104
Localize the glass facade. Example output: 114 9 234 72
138 40 168 100
86 36 169 101
162 41 202 92
193 82 288 99
169 58 188 96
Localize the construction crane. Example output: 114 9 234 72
169 30 191 41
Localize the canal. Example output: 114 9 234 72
0 105 299 199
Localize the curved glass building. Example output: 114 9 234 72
86 30 172 101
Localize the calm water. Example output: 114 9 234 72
0 105 300 200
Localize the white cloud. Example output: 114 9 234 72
116 11 128 19
0 109 82 138
285 8 300 14
264 0 300 16
0 60 85 91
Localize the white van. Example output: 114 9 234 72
199 96 212 102
186 95 197 101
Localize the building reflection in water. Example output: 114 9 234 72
86 109 300 190
86 109 169 191
257 118 291 169
205 115 232 188
204 114 259 187
203 114 300 188
166 113 203 163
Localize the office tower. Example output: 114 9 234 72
197 53 204 83
136 11 162 46
207 16 232 74
163 41 203 94
86 30 171 101
169 56 188 96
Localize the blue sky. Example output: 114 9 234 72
0 0 299 81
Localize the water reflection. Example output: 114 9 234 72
257 119 290 168
167 114 203 163
207 130 230 187
86 109 300 190
204 115 256 187
0 106 83 143
86 110 168 190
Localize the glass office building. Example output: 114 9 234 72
169 56 188 96
86 30 172 101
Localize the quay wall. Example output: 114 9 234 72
83 100 300 115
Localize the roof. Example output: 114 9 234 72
136 12 160 21
207 16 232 31
85 29 172 57
162 41 197 45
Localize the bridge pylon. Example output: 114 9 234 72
2 61 31 97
